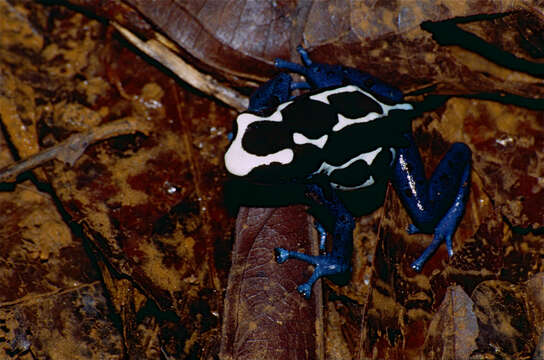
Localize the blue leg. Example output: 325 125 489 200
314 221 327 251
290 81 311 91
391 135 471 271
275 184 354 298
248 72 293 113
274 45 403 101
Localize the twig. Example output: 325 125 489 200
112 22 249 112
0 117 151 183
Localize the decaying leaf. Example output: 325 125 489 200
220 206 323 360
422 285 478 360
471 280 537 358
0 124 119 357
0 0 543 359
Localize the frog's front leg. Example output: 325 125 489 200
248 72 293 113
275 184 354 298
274 45 404 101
391 134 471 271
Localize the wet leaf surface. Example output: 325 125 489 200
0 0 542 359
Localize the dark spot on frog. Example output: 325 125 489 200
364 78 376 88
439 173 451 185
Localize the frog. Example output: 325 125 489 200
224 46 471 298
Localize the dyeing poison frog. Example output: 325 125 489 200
224 46 471 298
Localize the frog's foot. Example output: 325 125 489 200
274 46 312 74
407 224 422 235
274 248 350 298
410 234 452 272
410 190 467 271
274 183 354 298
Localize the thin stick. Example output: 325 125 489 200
0 117 151 183
113 22 249 112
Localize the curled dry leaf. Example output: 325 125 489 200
72 0 544 85
112 22 249 111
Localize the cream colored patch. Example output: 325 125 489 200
225 102 294 176
292 132 328 148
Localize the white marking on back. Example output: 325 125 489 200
333 113 382 132
309 86 360 104
316 147 382 176
225 108 294 177
315 148 382 190
293 132 328 148
332 176 375 190
389 148 396 165
332 96 412 132
310 84 413 132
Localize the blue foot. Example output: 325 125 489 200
274 249 350 298
297 283 312 299
274 183 354 298
273 46 403 101
275 247 290 264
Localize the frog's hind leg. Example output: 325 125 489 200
275 184 354 298
391 135 471 271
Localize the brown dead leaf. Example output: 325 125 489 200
422 285 478 360
0 122 120 358
220 206 323 360
471 280 538 358
0 0 543 359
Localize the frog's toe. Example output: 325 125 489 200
445 234 454 257
410 232 445 272
297 283 312 299
407 223 421 234
411 261 424 272
274 247 290 264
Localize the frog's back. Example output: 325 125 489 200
225 85 413 192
